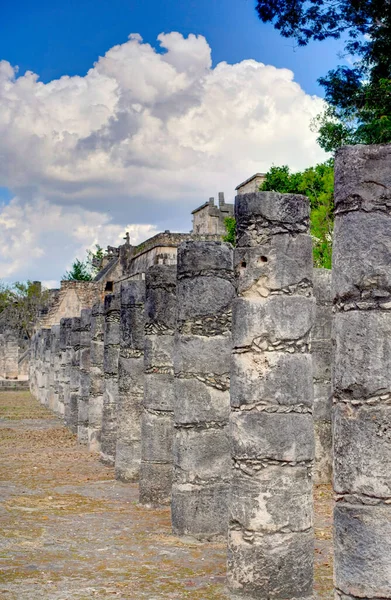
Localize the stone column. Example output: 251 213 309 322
115 281 145 482
78 308 91 444
59 318 72 420
67 317 81 433
0 334 5 378
139 266 176 505
172 241 234 540
100 294 120 465
4 333 19 380
49 325 61 414
332 144 391 599
312 268 333 484
88 302 105 452
228 191 315 599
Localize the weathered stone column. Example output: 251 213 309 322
312 268 333 484
332 144 391 599
4 332 19 380
115 281 145 482
172 241 234 540
139 266 176 505
228 191 315 599
59 318 72 420
67 317 81 433
0 334 5 378
88 302 105 452
78 308 91 444
48 325 60 414
100 294 120 465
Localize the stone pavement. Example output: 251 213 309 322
0 391 333 599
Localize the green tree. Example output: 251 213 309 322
223 216 236 246
255 0 391 150
63 259 93 282
63 244 105 281
0 280 51 341
260 160 334 269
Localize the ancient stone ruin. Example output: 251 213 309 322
26 147 391 599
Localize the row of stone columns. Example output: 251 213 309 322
30 145 389 600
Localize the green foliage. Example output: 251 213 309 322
255 1 391 150
63 244 105 281
87 244 105 276
0 280 51 340
63 259 93 282
223 216 236 246
261 161 334 269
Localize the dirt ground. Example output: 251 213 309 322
0 391 333 599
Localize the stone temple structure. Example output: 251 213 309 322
26 151 391 600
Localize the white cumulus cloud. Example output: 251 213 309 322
0 32 326 283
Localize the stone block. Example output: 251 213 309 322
313 382 332 421
231 351 313 408
139 462 173 506
334 311 391 398
174 334 231 376
173 427 230 483
333 210 391 301
230 412 314 462
334 403 391 498
141 412 173 462
311 340 332 381
177 277 235 322
230 465 312 533
232 296 315 348
334 503 391 598
334 144 391 211
235 234 313 296
227 528 313 599
143 373 175 411
174 378 230 424
171 482 229 539
115 440 141 482
177 240 233 276
144 335 175 370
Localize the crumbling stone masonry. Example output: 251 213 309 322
88 302 105 452
48 325 60 414
228 191 315 599
172 241 234 540
115 281 145 482
332 144 391 599
67 317 81 434
58 318 72 419
78 308 92 445
100 294 120 466
313 269 333 484
139 266 176 505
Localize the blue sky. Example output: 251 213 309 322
1 0 345 96
0 0 340 283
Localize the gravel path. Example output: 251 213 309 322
0 391 333 599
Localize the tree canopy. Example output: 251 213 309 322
260 160 334 269
255 0 391 150
63 244 104 282
0 281 51 342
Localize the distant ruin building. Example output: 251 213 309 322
191 192 234 235
235 172 266 195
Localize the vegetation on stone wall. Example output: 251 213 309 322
255 0 391 151
63 245 104 281
224 160 334 269
223 217 236 246
0 281 51 340
260 161 334 269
